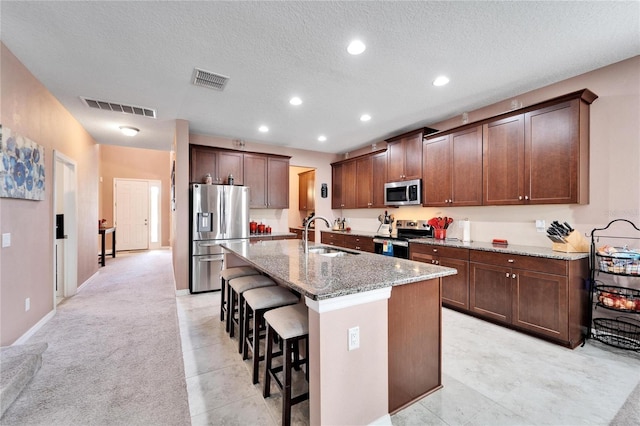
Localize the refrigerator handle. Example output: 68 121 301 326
221 187 226 235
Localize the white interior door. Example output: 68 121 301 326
115 179 149 251
52 151 78 304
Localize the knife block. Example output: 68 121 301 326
552 230 590 253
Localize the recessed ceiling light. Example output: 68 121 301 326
258 125 269 133
433 76 450 87
119 126 139 136
347 40 366 55
289 97 302 106
360 114 371 122
318 135 327 142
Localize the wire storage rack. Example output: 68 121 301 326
588 219 640 351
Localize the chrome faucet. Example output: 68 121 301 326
304 215 331 253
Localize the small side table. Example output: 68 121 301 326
98 227 116 267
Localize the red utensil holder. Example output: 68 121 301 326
434 228 446 240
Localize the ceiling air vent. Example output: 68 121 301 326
192 68 229 91
80 97 156 118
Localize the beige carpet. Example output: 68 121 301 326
1 249 191 425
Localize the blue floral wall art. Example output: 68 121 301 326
0 126 46 200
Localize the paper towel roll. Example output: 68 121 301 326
462 220 471 242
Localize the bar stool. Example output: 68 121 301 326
227 275 276 343
220 266 260 328
263 303 309 426
242 286 300 383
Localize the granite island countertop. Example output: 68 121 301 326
221 239 456 301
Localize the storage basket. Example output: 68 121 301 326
594 283 640 313
592 317 640 351
596 253 640 275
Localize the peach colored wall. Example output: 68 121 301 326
99 144 171 247
172 120 190 291
308 299 389 425
1 43 99 346
341 56 640 246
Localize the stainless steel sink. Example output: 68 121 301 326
307 246 359 257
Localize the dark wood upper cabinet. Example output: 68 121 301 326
244 154 289 209
483 90 595 205
386 130 424 181
332 150 386 210
190 146 244 185
355 155 373 208
371 151 388 208
298 170 315 211
331 159 357 209
217 151 244 185
244 154 268 207
423 126 482 207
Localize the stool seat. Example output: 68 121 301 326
228 274 276 342
229 274 275 293
242 286 300 383
244 286 300 311
263 303 309 340
220 266 260 325
221 266 260 281
263 302 309 426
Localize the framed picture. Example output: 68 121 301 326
0 126 46 200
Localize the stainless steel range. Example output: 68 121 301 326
373 219 433 259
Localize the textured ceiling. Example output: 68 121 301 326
2 1 639 153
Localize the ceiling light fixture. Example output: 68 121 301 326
258 125 269 133
119 126 139 136
433 76 450 87
289 97 302 106
318 135 327 142
360 114 371 122
347 40 366 55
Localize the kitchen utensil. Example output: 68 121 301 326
444 217 453 229
434 228 446 239
564 222 574 232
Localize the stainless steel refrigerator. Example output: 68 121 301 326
190 184 250 293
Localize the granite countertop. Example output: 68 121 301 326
409 238 590 261
221 239 457 301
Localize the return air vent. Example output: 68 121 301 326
192 68 229 90
80 97 156 118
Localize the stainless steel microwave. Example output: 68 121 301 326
384 179 422 206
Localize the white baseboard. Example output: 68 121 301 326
369 414 392 425
77 270 100 292
12 309 56 346
175 289 190 296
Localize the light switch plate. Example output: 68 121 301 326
2 233 10 248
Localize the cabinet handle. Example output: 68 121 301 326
449 199 453 203
508 259 514 263
518 196 523 200
436 260 440 265
433 249 438 253
506 273 510 278
525 195 529 200
512 273 517 279
431 260 436 264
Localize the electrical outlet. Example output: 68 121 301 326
348 326 360 351
535 220 546 233
25 298 30 312
2 233 10 248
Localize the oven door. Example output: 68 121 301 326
373 238 409 259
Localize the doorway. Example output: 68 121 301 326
53 151 78 306
114 178 161 251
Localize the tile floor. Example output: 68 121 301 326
176 292 640 425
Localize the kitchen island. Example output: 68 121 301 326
222 239 456 425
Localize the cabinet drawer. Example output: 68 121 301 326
343 235 374 252
321 232 345 246
470 250 566 275
411 243 469 260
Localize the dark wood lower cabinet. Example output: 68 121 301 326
440 257 469 310
388 278 441 414
469 262 513 324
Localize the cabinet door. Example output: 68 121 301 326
387 140 405 181
306 171 315 210
244 155 268 208
331 164 343 209
342 160 357 209
423 135 451 206
470 262 512 324
321 232 344 246
371 151 387 208
525 100 580 204
440 257 469 310
266 157 289 208
512 269 568 341
190 146 218 183
299 172 308 210
218 151 244 185
450 126 483 206
356 156 373 208
403 131 423 180
483 115 525 205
